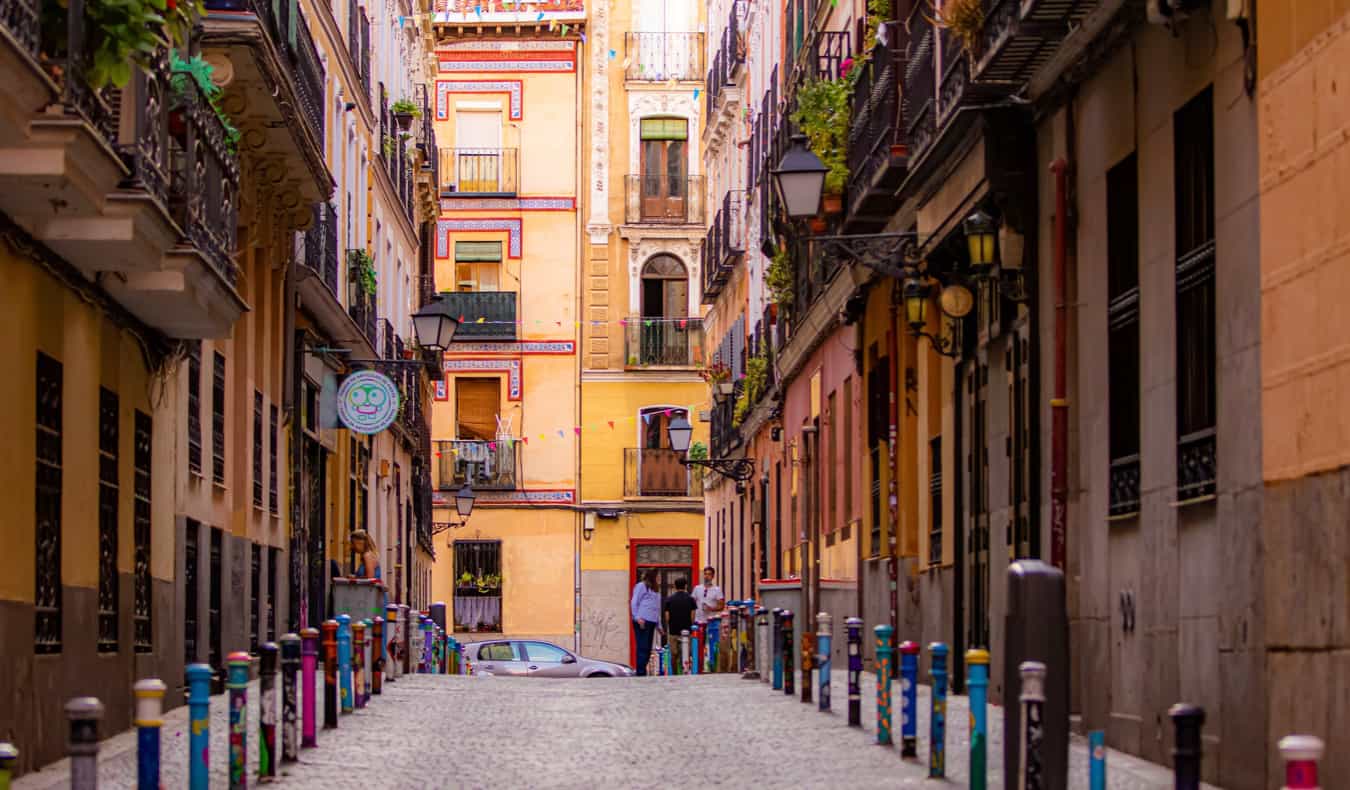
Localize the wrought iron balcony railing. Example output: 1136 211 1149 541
302 202 340 296
1109 454 1141 517
439 147 518 196
844 21 908 231
347 251 378 347
624 175 704 224
436 440 518 490
901 3 938 166
624 32 704 81
624 448 701 497
167 73 241 284
1177 428 1216 502
436 291 518 341
624 317 704 367
701 191 745 298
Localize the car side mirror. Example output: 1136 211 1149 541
562 654 577 664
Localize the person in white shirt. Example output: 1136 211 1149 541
692 566 725 624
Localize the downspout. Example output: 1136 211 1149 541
1050 149 1070 570
886 288 899 668
573 49 585 654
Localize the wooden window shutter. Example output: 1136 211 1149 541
455 378 501 440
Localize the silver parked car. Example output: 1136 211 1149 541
463 639 635 677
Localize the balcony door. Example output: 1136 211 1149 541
637 406 689 495
455 110 503 193
640 118 688 221
639 255 689 365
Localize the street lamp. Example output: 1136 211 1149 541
770 134 828 219
963 209 998 276
412 297 460 352
903 275 962 358
454 483 476 520
666 415 755 483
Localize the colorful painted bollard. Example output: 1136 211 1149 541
741 598 756 678
1089 730 1107 790
226 651 251 789
845 617 863 727
385 603 402 681
0 742 16 790
299 628 320 746
771 609 783 690
258 643 279 780
186 663 213 790
133 679 166 790
353 620 367 709
421 617 434 673
929 642 949 779
1279 735 1324 789
967 649 990 790
372 617 384 695
706 616 720 673
1018 661 1047 790
281 633 302 761
874 625 894 746
800 619 813 705
337 615 354 714
321 622 338 729
756 608 770 682
66 697 104 790
398 605 412 676
899 641 920 758
816 612 832 711
781 610 795 696
690 623 701 676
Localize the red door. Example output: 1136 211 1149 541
628 539 698 669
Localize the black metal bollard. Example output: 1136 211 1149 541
322 619 338 729
845 616 862 727
66 697 104 790
1003 561 1068 790
781 610 795 696
1169 703 1206 790
279 633 300 763
259 642 279 780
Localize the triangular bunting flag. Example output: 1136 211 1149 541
574 427 581 436
607 420 615 429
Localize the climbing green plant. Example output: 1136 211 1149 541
688 441 708 461
391 98 422 117
169 51 241 154
791 77 851 194
348 249 377 295
766 246 795 307
44 0 204 89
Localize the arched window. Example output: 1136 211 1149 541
634 256 693 367
640 254 688 318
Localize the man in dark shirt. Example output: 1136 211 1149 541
662 577 697 674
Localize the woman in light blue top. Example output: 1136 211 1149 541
631 569 661 676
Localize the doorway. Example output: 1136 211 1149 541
629 539 698 667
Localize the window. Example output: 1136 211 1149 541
524 642 569 662
358 441 370 532
455 378 500 441
928 436 942 566
453 110 504 193
827 391 837 532
253 391 264 508
842 376 853 528
209 527 223 672
866 352 888 557
454 241 502 292
184 520 198 666
773 461 782 578
480 642 517 661
98 387 119 652
212 353 226 485
1108 153 1141 517
639 118 688 220
453 540 502 632
1174 87 1216 501
188 342 202 476
348 437 358 535
133 410 152 652
250 543 261 653
269 405 279 514
267 546 278 642
35 352 63 653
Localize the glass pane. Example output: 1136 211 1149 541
636 544 693 565
525 642 568 662
481 642 517 661
666 141 686 186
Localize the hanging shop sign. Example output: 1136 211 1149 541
337 370 401 434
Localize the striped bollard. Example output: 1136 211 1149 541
447 636 457 675
723 605 736 673
299 629 319 746
372 617 384 695
385 604 400 681
360 620 373 702
440 628 449 673
226 651 251 789
741 598 756 677
1169 703 1205 790
1018 661 1046 790
320 622 338 729
421 617 434 673
280 633 301 761
458 641 467 675
781 610 795 696
967 649 990 789
757 608 770 682
816 613 832 711
0 742 16 790
690 623 701 675
351 620 367 709
874 625 894 745
1088 731 1106 790
680 629 691 674
899 641 920 758
336 615 353 714
771 609 783 690
929 642 949 778
186 663 213 790
66 697 103 790
800 613 813 704
133 679 166 790
731 603 744 672
1279 735 1324 789
258 642 278 780
845 617 862 726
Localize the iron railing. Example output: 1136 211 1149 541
1109 454 1140 517
1177 428 1216 501
169 73 241 284
624 175 704 224
40 0 117 147
436 440 518 490
901 3 937 166
347 251 378 346
439 147 519 195
624 317 703 367
624 32 704 81
1 0 39 56
435 292 518 340
302 203 340 296
623 448 700 497
811 30 851 81
702 191 745 297
845 21 904 210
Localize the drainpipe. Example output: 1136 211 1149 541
886 291 899 665
1049 157 1069 570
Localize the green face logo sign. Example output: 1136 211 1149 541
336 371 400 434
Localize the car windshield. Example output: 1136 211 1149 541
523 642 569 662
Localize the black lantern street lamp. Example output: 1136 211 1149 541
963 209 998 276
455 483 476 519
666 415 755 483
902 275 961 358
771 135 829 219
412 297 460 352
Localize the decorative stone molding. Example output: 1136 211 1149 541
625 237 699 316
586 0 610 234
626 91 700 178
436 80 524 120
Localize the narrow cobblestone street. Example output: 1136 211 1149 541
15 670 1211 789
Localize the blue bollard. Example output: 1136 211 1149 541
186 664 213 790
816 612 832 712
1089 730 1107 790
226 652 250 789
337 614 354 714
899 641 920 758
690 622 701 676
706 615 721 673
134 679 166 790
875 625 894 745
771 609 783 690
968 649 990 790
929 642 949 778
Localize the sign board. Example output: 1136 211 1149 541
336 370 401 434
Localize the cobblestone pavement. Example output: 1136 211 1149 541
16 669 1216 789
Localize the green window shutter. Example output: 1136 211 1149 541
454 241 503 262
640 118 688 140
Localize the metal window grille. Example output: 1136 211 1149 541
928 436 942 566
187 341 202 476
250 543 261 653
269 404 279 513
184 520 199 667
209 528 223 673
97 387 119 652
35 352 63 653
267 547 278 642
253 391 264 508
1108 153 1141 517
212 353 226 485
133 410 153 652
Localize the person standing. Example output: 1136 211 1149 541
630 569 661 676
662 578 697 674
692 566 725 624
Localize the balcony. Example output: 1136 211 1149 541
808 30 851 81
701 190 745 300
624 317 704 368
201 0 330 204
436 291 518 341
413 84 439 219
844 21 908 232
439 148 518 197
624 175 704 225
437 440 519 491
976 0 1098 87
704 5 746 144
347 251 378 347
624 448 700 498
624 33 704 81
301 203 339 296
431 0 585 25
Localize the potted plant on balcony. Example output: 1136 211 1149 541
458 571 475 592
391 98 421 131
932 0 984 55
766 246 795 311
700 363 733 395
792 78 851 216
347 249 377 298
61 0 201 90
